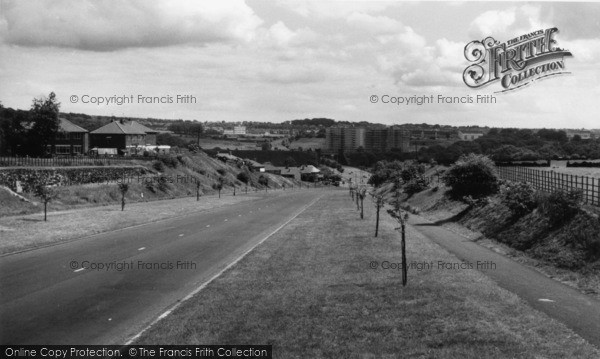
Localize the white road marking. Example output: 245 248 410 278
74 268 85 273
179 234 184 237
138 247 145 251
206 225 210 227
125 194 323 345
224 219 228 222
157 310 172 320
108 318 112 321
238 214 242 217
538 298 555 302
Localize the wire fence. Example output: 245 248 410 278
0 156 153 167
496 166 600 206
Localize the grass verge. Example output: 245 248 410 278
0 192 258 255
134 192 599 358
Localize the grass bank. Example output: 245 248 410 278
0 191 260 255
402 184 600 300
134 192 598 358
0 150 303 217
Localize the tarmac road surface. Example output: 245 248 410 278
0 190 323 344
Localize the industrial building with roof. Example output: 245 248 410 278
89 120 158 153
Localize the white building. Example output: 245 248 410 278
457 131 484 141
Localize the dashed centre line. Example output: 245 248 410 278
138 247 145 251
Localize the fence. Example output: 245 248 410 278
497 166 600 206
0 156 153 168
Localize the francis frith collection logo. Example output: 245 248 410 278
463 27 572 93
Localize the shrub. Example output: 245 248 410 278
216 168 226 176
258 175 269 186
404 176 430 195
443 154 499 198
236 172 250 184
153 161 165 172
159 155 178 168
500 181 537 216
537 189 583 226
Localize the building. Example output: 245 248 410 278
215 152 242 164
244 159 265 172
90 120 158 153
566 130 593 140
325 127 365 152
279 167 301 181
48 118 89 155
457 131 484 141
300 165 321 182
224 126 247 136
364 128 388 152
326 126 410 153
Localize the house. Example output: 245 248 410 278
215 152 242 164
264 164 281 175
566 130 593 140
224 126 246 136
244 159 265 172
279 167 301 181
90 120 158 153
300 165 321 182
48 118 89 155
457 131 483 141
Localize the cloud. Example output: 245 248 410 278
468 5 549 42
275 0 402 19
346 12 403 35
0 0 262 51
540 3 600 40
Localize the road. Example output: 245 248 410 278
408 214 600 348
0 190 323 344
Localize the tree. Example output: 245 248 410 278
357 186 367 219
258 175 269 191
443 154 499 199
284 156 296 168
118 183 129 211
213 176 225 198
29 92 60 156
237 171 250 184
371 190 385 237
261 141 272 151
34 183 58 221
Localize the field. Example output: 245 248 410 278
289 137 326 150
179 135 290 151
134 192 598 358
545 160 600 178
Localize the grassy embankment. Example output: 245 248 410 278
0 151 303 218
399 178 600 300
134 191 598 358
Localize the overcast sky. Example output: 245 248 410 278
1 1 599 129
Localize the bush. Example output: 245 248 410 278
404 176 430 195
216 168 226 176
236 172 250 184
537 189 582 226
153 161 165 172
159 155 179 168
443 154 499 198
500 181 537 216
258 175 269 186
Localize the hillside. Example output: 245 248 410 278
0 150 305 217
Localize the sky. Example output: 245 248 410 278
1 0 599 129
